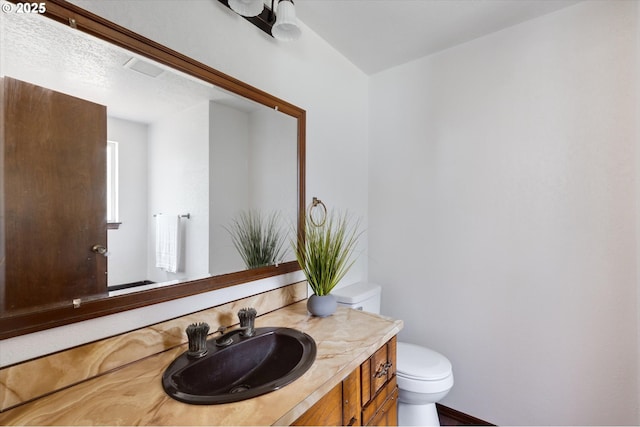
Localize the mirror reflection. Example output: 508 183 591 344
0 8 298 314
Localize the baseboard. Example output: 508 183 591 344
436 403 495 426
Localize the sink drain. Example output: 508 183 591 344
229 384 251 393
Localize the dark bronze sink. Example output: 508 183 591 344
162 326 316 404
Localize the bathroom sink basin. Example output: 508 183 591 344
162 327 317 404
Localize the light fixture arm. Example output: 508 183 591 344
269 0 275 24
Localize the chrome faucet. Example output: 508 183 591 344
215 307 257 347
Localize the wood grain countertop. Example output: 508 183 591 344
0 301 403 425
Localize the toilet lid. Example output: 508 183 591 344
397 342 452 381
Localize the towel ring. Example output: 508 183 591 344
308 197 327 227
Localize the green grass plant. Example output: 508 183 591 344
225 210 287 269
294 210 361 296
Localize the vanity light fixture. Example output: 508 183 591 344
228 0 263 17
218 0 301 41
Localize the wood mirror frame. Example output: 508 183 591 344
0 0 306 340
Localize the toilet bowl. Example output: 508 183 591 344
332 282 454 427
396 342 454 426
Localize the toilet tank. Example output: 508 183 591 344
333 282 381 314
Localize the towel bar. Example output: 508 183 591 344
154 213 191 219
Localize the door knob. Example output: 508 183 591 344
91 244 108 256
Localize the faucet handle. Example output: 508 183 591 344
185 322 209 358
238 307 257 337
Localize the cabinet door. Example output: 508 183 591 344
387 337 397 378
362 336 397 406
363 376 397 426
2 77 107 311
370 344 389 396
366 386 398 426
343 368 361 426
292 381 343 426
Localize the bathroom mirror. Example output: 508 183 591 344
0 0 306 339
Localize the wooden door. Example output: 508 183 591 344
1 77 108 311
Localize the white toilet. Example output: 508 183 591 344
332 282 454 427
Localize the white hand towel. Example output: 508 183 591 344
155 214 182 273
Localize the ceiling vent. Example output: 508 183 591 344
123 57 164 78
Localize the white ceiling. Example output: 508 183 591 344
294 0 582 75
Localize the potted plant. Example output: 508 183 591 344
293 206 361 317
225 210 288 269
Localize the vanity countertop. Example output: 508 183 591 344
0 301 402 426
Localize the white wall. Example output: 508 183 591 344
210 103 298 273
67 0 371 286
106 116 149 286
369 1 638 425
248 107 297 221
209 102 250 275
0 0 368 367
73 0 369 279
147 101 210 282
248 107 298 262
637 2 640 421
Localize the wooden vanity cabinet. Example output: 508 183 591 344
361 337 397 426
291 381 343 426
343 368 362 426
292 369 360 426
293 336 397 426
362 376 398 426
